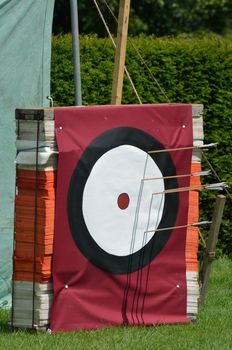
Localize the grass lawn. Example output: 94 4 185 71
0 257 231 350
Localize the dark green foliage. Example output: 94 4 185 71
51 34 232 256
53 0 232 37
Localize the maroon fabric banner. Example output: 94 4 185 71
51 104 193 332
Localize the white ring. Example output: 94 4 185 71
82 145 165 256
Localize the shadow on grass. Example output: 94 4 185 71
0 309 38 335
0 309 12 333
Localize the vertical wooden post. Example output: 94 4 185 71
200 194 226 303
111 0 131 105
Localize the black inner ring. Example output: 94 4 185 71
67 127 179 274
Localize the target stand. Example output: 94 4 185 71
12 104 204 331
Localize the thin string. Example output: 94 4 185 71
140 193 165 323
102 0 171 103
93 0 142 104
131 192 155 324
130 196 151 324
202 152 232 202
121 154 148 324
136 192 165 323
136 232 148 324
198 228 206 247
198 228 206 282
134 231 147 324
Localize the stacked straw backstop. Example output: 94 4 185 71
12 109 57 330
12 105 203 330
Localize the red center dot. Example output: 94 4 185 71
117 193 130 210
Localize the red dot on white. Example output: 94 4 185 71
117 193 130 210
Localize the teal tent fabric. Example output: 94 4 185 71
0 0 55 307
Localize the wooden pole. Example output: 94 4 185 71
200 194 226 303
111 0 131 105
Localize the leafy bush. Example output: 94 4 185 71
53 0 232 36
51 34 232 256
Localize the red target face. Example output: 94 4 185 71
68 127 179 274
52 104 193 332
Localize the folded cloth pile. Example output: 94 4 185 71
186 107 204 320
12 111 57 331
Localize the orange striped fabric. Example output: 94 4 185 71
14 169 56 283
186 163 201 272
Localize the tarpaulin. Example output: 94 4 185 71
0 0 54 307
51 104 193 331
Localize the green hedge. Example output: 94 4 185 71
51 34 232 257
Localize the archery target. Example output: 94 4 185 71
68 127 179 274
82 145 165 256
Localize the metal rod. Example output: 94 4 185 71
152 185 202 195
70 0 82 105
143 170 210 182
148 143 217 155
152 182 228 196
145 221 212 234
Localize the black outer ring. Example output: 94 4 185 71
67 127 179 274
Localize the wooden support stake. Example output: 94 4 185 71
200 194 226 303
111 0 131 105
